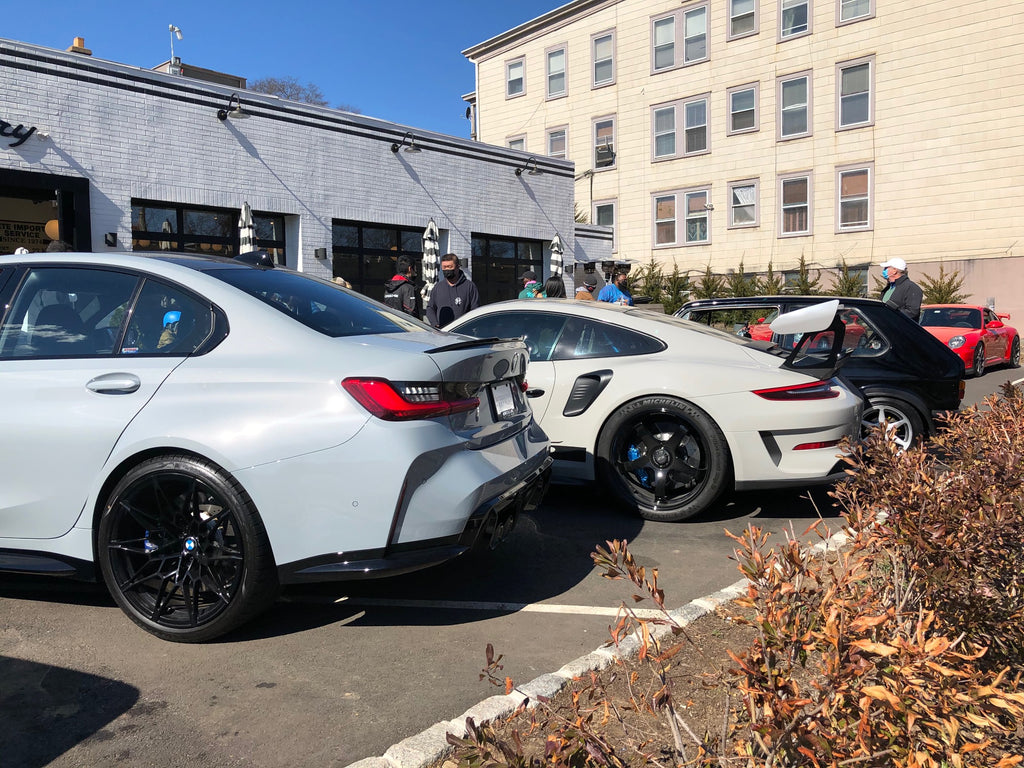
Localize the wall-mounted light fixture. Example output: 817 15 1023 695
704 203 715 211
314 247 327 259
104 232 118 247
390 132 422 153
514 157 541 177
217 93 250 121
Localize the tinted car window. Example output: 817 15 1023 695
209 268 420 337
0 267 139 358
120 278 214 355
452 311 567 361
556 318 664 359
920 307 980 328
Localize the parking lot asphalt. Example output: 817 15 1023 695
0 370 1017 768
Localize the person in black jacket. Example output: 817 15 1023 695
383 255 420 318
879 257 923 322
425 253 480 328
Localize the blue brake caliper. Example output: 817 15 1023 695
627 444 651 487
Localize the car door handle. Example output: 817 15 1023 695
86 373 142 394
525 388 545 398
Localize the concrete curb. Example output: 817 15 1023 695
347 526 852 768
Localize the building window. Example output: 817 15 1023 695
331 221 425 301
836 164 872 231
131 200 287 264
837 0 874 24
653 188 710 246
506 58 525 98
594 117 616 170
729 0 758 38
727 84 759 134
780 0 810 40
779 174 812 236
837 57 874 129
685 97 708 154
546 46 567 99
547 127 567 159
470 235 543 306
728 179 759 227
653 106 676 159
778 72 811 140
594 200 616 251
592 31 615 87
507 135 526 152
652 95 708 160
651 4 708 72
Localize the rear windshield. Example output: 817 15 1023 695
207 268 424 337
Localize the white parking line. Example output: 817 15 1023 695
283 594 665 619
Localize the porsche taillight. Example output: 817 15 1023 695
342 378 480 421
753 380 841 400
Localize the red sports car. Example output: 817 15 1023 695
919 304 1020 377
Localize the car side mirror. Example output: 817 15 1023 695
986 320 1004 329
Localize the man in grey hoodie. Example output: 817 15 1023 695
425 252 480 328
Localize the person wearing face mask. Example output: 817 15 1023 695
425 252 480 328
597 267 634 306
879 257 922 322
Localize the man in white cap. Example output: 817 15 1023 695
879 257 923 322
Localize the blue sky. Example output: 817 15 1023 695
3 0 561 138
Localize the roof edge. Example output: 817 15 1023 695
462 0 619 61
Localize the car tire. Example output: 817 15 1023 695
861 397 924 451
1009 337 1020 369
972 344 986 377
596 397 730 522
97 454 279 643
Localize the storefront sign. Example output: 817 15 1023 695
0 220 48 252
1 119 37 147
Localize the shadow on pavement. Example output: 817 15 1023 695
0 656 139 767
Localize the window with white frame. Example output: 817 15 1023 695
547 127 566 159
837 58 873 128
727 84 758 133
507 135 526 152
506 58 525 98
729 0 758 38
594 200 616 250
728 180 759 227
546 46 566 99
592 31 615 87
837 0 873 24
778 73 811 139
653 106 676 159
652 95 708 160
837 165 872 231
594 117 616 169
685 97 708 154
780 0 810 39
651 4 708 72
780 174 811 236
653 188 710 246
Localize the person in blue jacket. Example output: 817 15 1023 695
425 252 480 328
597 267 633 306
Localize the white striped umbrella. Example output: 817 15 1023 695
549 233 564 277
420 218 440 305
238 201 257 255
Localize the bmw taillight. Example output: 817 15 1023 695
753 379 841 401
342 378 480 421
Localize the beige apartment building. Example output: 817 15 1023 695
464 0 1024 318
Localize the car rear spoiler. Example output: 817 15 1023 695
770 299 847 380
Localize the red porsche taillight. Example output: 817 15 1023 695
753 380 841 401
341 378 480 421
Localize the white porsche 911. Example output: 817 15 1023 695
448 299 862 522
0 251 550 642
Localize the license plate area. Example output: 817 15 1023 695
489 380 518 419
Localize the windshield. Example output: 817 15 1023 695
920 306 981 329
208 268 426 337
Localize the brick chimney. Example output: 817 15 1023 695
66 37 92 55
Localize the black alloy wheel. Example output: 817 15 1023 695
973 344 986 377
597 397 730 522
861 397 923 451
1010 337 1021 368
98 455 278 642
